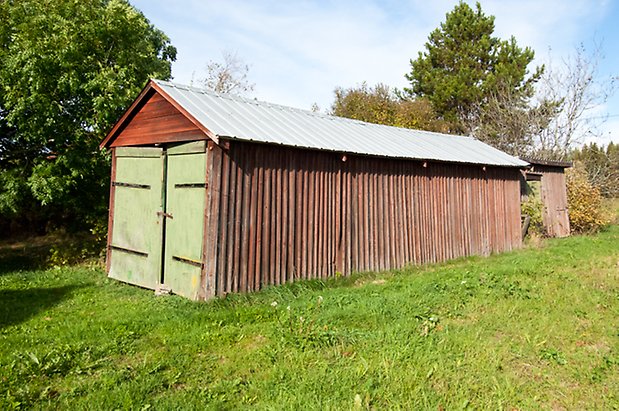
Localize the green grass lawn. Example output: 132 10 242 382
1 227 618 410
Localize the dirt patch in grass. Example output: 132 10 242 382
239 334 268 351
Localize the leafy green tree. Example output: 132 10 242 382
331 83 450 133
405 1 543 133
0 0 176 233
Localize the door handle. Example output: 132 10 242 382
157 211 174 219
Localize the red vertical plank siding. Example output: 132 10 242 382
269 159 278 285
216 147 231 295
370 169 378 271
261 164 271 287
313 156 320 277
280 153 288 283
412 166 421 264
395 165 403 265
231 150 243 292
239 148 252 292
361 166 369 271
275 150 283 285
203 141 523 298
320 159 326 277
326 158 333 275
385 167 392 268
307 157 315 279
295 163 304 280
415 165 424 264
401 164 410 264
428 166 436 263
375 170 383 270
345 166 353 274
302 165 310 278
253 160 264 289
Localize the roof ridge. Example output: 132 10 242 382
153 79 475 140
154 78 330 117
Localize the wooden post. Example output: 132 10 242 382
200 140 223 300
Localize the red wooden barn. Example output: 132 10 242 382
100 79 529 300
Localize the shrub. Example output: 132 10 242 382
566 164 610 233
47 219 107 267
521 182 544 235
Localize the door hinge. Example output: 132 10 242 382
109 244 148 257
174 183 208 189
157 211 174 219
112 181 151 189
172 255 204 268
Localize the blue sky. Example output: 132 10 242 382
131 0 619 144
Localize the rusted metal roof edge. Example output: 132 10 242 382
520 157 572 168
219 135 529 168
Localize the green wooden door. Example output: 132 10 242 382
162 141 207 299
109 147 164 289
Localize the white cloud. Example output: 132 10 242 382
132 0 616 118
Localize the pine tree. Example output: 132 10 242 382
405 2 542 133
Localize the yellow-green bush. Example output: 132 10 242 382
521 182 544 236
521 197 544 234
566 165 610 233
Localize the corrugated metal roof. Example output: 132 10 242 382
154 79 529 168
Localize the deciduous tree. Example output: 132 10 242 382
474 85 559 156
534 45 617 159
331 83 450 133
0 0 176 232
197 51 254 96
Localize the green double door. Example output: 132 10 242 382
108 141 207 299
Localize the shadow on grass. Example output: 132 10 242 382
0 243 51 276
0 285 82 329
0 232 104 276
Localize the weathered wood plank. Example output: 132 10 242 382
216 146 231 295
201 141 222 300
253 159 264 289
225 147 238 294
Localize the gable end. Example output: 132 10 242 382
101 81 216 149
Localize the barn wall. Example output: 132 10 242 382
110 90 206 147
531 165 570 237
205 141 522 296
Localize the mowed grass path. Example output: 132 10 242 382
1 227 618 410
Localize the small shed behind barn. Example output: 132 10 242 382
101 79 529 300
521 158 571 237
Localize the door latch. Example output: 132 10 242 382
157 211 174 219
